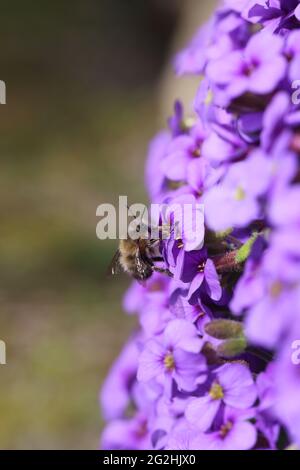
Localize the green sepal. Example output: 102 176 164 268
235 232 259 264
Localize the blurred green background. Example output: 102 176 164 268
0 0 216 449
0 0 182 449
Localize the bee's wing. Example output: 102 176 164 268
108 250 123 276
135 250 148 277
134 247 154 284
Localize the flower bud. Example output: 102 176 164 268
205 319 244 340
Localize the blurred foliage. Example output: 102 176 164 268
0 0 179 448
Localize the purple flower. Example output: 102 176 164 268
255 366 281 449
285 29 300 80
160 123 207 182
101 0 300 450
161 193 205 253
140 305 173 339
207 32 286 98
273 334 300 445
174 249 222 303
101 412 151 450
192 407 257 450
230 258 265 315
185 363 257 431
166 408 257 450
165 422 206 450
269 184 300 227
145 131 171 202
244 0 300 32
237 112 263 144
169 293 212 334
137 319 206 394
150 395 190 449
202 123 248 166
204 149 272 231
261 92 291 151
100 338 139 421
123 273 170 315
174 23 212 76
186 157 216 195
232 239 300 349
168 101 185 137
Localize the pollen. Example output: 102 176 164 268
234 186 246 201
164 352 175 371
135 420 148 438
209 382 224 400
204 89 213 106
196 310 205 321
219 421 233 439
191 147 201 158
149 281 163 292
183 116 196 130
269 281 283 298
167 180 185 190
198 261 206 273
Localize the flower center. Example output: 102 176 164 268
219 421 233 439
198 261 206 273
149 281 163 292
242 59 259 77
209 382 224 400
190 146 201 158
164 352 175 371
167 180 185 190
204 89 213 106
234 186 246 201
269 281 283 298
135 420 148 438
196 310 205 321
177 239 184 249
182 117 196 131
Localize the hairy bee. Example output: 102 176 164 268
110 230 173 281
110 238 156 281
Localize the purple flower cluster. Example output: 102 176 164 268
101 0 300 450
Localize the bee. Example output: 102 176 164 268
110 218 172 282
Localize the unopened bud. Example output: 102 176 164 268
205 319 244 340
216 338 247 359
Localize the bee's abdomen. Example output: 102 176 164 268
118 239 153 280
119 239 138 257
124 254 135 267
119 253 135 273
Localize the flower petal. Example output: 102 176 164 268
164 319 202 353
217 363 257 409
185 396 220 431
204 259 222 301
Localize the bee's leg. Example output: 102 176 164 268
151 256 164 262
150 239 160 247
152 266 173 278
